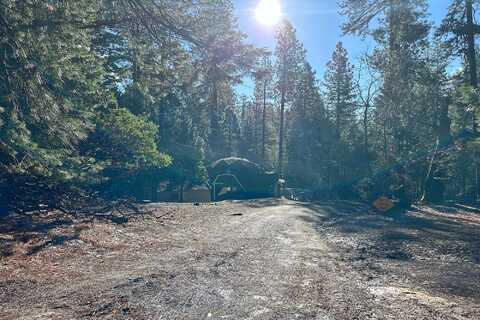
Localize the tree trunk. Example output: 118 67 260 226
253 100 259 159
335 91 341 140
210 78 219 157
262 79 267 165
422 98 452 203
466 0 478 132
363 101 371 173
421 140 440 203
278 62 287 177
210 79 218 128
383 114 388 165
278 91 285 177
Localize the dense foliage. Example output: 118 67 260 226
1 0 480 211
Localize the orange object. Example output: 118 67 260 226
373 196 395 212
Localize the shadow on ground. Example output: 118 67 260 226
295 200 480 300
234 198 283 209
0 212 78 257
0 210 131 257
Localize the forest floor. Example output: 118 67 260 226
1 199 480 319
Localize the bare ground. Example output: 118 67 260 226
1 199 479 319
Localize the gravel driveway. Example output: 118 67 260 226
1 199 479 319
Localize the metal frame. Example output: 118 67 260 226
212 174 246 201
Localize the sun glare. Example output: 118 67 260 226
255 0 282 26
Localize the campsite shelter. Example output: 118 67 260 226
209 157 277 200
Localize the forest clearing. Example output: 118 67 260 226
2 0 480 318
1 200 479 319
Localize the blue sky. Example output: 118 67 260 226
233 0 452 93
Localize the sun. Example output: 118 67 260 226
255 0 282 26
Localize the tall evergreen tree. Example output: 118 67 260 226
323 42 359 186
438 1 480 120
274 20 305 176
324 42 356 141
253 54 274 166
287 62 329 187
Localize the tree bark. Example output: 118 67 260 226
278 90 285 177
422 98 452 203
466 0 478 132
262 79 267 165
278 62 287 177
421 140 440 203
363 101 371 173
383 114 388 165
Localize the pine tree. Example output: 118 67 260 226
324 42 356 141
253 54 274 165
438 0 480 130
323 42 359 186
274 20 305 176
187 1 261 160
287 62 328 187
0 1 111 206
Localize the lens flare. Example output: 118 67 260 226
255 0 282 26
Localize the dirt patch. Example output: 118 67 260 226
1 199 479 319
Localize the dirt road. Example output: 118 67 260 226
1 200 479 319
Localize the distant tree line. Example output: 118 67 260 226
1 0 480 211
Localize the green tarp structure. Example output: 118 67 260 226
209 157 277 199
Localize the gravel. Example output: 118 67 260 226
1 199 479 319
